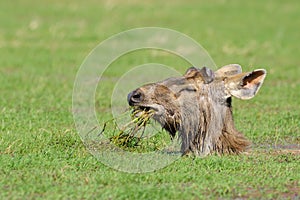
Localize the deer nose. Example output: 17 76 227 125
127 90 143 106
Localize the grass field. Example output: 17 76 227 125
1 0 299 199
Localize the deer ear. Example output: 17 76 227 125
225 69 267 100
184 67 214 84
215 64 242 77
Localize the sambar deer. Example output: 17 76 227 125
127 64 266 156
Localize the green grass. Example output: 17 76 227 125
1 0 299 199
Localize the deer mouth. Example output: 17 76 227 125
135 106 152 112
131 104 165 117
130 104 178 137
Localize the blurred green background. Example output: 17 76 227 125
0 0 299 199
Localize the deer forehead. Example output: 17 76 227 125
140 76 226 96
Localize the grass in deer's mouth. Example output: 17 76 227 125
105 107 156 149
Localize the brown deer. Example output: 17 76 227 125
127 64 266 156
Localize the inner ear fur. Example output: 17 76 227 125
225 69 267 100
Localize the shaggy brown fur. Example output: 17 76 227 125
127 64 266 156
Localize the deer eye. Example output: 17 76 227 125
174 85 197 98
179 86 197 93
